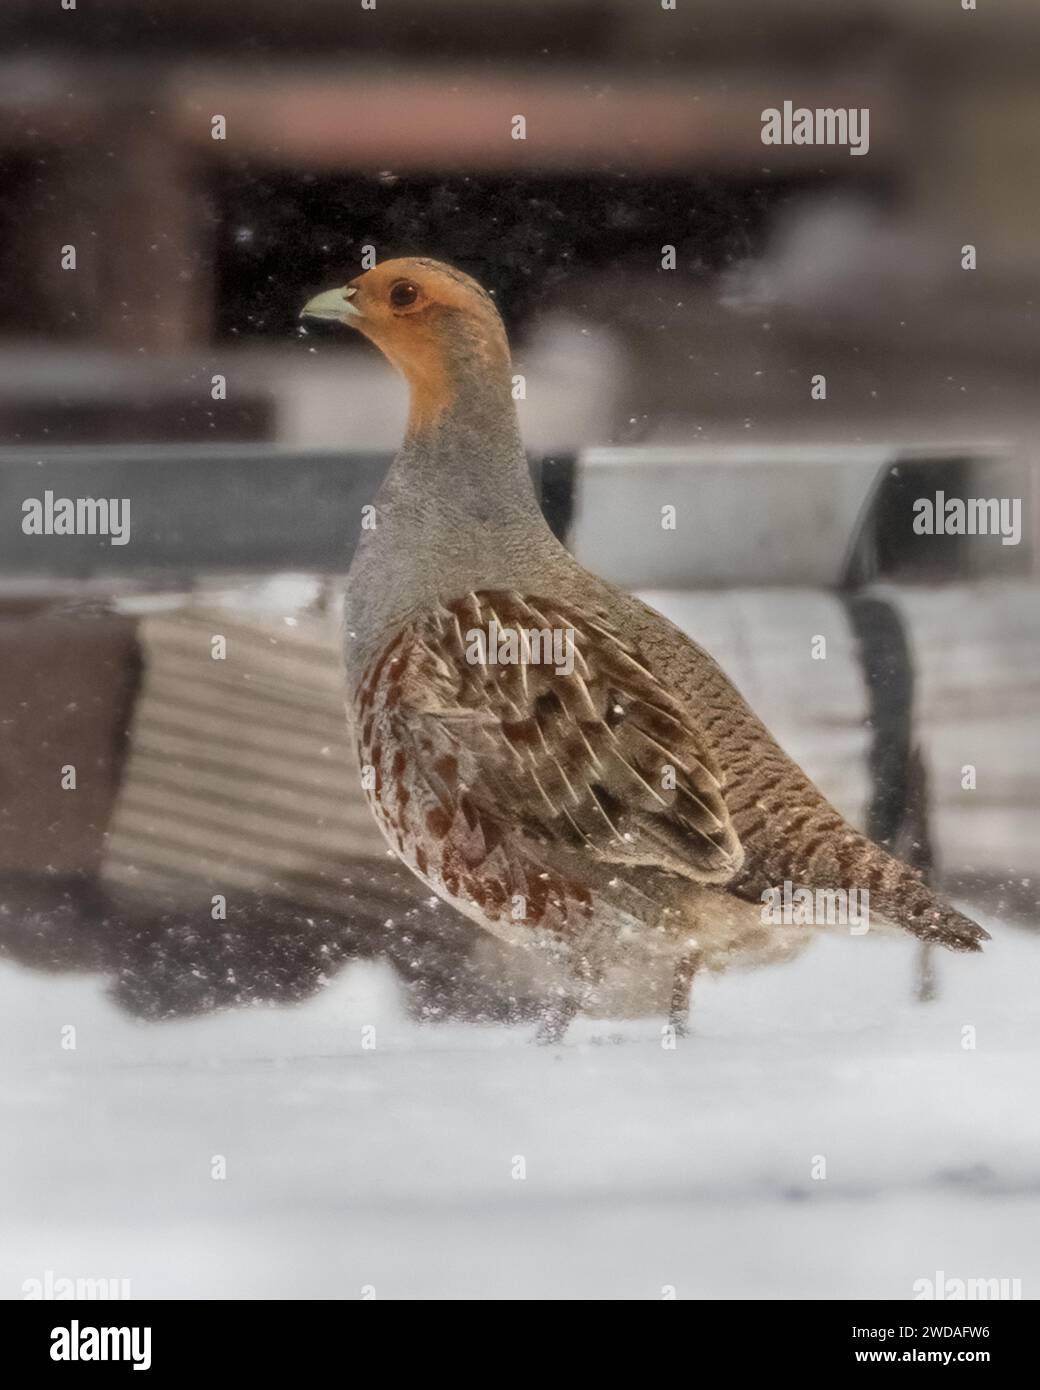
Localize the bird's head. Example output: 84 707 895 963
300 257 512 434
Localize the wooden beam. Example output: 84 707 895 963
172 68 892 174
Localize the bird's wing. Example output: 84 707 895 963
356 590 744 884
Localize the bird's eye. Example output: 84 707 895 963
389 280 420 310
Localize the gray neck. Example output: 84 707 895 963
343 350 566 683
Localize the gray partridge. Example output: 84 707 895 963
301 258 987 1041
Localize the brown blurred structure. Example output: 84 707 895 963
0 604 139 874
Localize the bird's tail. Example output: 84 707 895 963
839 836 989 952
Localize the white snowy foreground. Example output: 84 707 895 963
2 908 1037 1301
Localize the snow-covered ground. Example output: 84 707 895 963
2 906 1036 1300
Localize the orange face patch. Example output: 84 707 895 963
343 258 511 431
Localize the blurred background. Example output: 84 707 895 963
1 0 1039 1300
0 0 1036 452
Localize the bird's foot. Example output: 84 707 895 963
534 996 578 1045
667 1013 690 1040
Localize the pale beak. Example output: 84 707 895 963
299 286 363 324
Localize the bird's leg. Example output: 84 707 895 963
668 949 702 1038
534 950 599 1044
